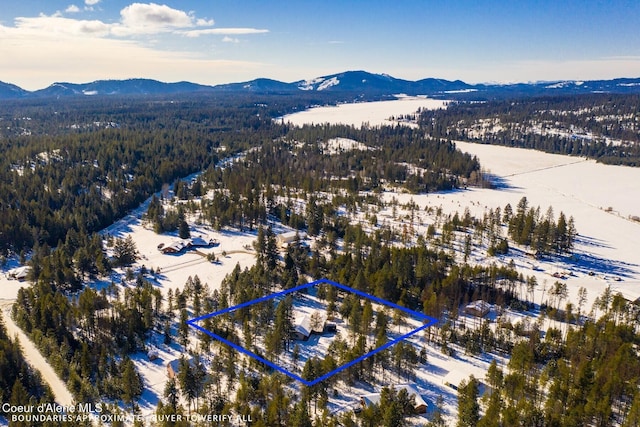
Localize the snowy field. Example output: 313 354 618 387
283 100 640 309
282 99 640 423
102 216 257 299
1 98 638 425
281 96 448 128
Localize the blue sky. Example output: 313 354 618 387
2 0 640 90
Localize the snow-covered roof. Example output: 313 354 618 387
161 239 191 253
465 300 491 316
444 370 476 389
14 266 30 279
295 315 311 338
277 231 299 243
361 393 381 406
167 357 195 376
190 236 217 246
9 266 30 280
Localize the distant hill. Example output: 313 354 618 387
2 72 640 100
0 81 29 99
213 78 296 92
31 79 211 98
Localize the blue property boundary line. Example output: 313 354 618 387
188 278 438 386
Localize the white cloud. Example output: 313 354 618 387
182 28 269 38
85 0 101 5
0 5 270 90
0 22 265 89
4 3 246 39
13 15 111 37
222 36 240 43
5 3 264 39
196 18 215 26
116 3 205 35
0 3 271 89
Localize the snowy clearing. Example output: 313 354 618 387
281 96 449 128
283 99 640 423
1 98 637 425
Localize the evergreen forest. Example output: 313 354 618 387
1 93 639 426
418 93 640 166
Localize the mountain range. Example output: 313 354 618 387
2 70 640 100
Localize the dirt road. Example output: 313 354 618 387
0 300 75 407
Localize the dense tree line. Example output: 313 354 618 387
0 94 480 255
7 90 630 426
12 269 158 405
0 96 287 252
0 319 83 426
506 197 576 255
460 290 640 427
282 124 480 193
418 93 640 166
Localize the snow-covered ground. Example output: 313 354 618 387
104 218 257 299
432 141 640 306
283 100 640 311
2 98 638 425
0 301 75 407
322 137 374 155
281 96 448 128
282 100 640 423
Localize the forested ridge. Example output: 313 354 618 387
0 94 481 256
418 93 640 166
0 96 286 252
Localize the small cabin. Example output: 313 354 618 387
444 371 487 396
167 359 181 379
464 300 490 318
15 268 30 282
8 267 30 282
160 239 191 254
277 231 299 249
190 236 219 247
167 357 196 379
293 315 312 341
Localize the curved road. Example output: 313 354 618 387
0 300 75 407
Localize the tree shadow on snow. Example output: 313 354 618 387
575 234 613 250
565 250 637 279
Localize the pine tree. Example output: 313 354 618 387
178 220 190 239
427 395 447 427
265 227 279 272
457 375 480 427
290 400 313 427
178 308 189 347
113 235 138 267
624 392 640 427
164 378 179 411
121 357 143 411
177 357 197 415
